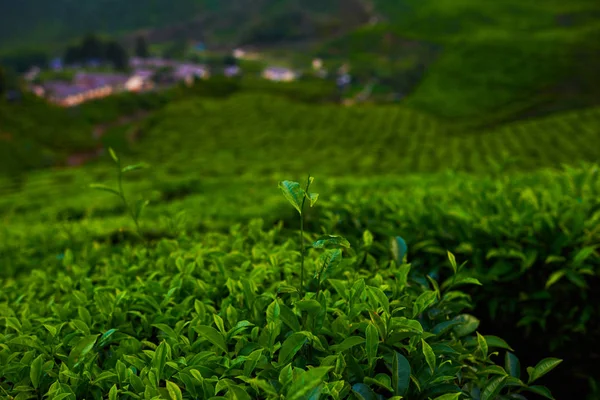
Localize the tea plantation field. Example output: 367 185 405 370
1 93 599 400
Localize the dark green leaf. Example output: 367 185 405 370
481 376 507 400
287 367 332 400
278 333 308 365
452 314 480 337
366 323 379 367
391 351 411 396
330 336 365 352
352 383 377 400
422 339 436 373
195 325 228 354
30 354 44 389
505 352 521 379
523 385 556 400
391 236 408 263
313 235 351 249
68 334 99 367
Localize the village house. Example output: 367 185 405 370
262 66 298 82
38 72 131 107
173 64 210 85
24 67 41 82
224 65 241 77
125 69 155 92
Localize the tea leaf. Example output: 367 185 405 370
306 192 319 207
278 332 308 365
68 334 99 367
122 163 149 173
523 385 556 399
278 181 305 215
29 354 44 389
391 351 411 396
330 336 365 352
166 381 183 400
505 352 521 379
365 323 379 368
352 383 377 400
422 339 436 373
433 393 462 400
447 251 458 274
363 230 374 248
391 236 408 263
89 184 120 196
453 314 480 337
312 235 351 249
267 300 280 324
108 147 119 163
477 332 488 359
481 375 507 400
366 286 390 315
527 358 563 384
443 276 482 290
413 290 437 317
287 366 332 400
153 341 169 379
195 325 228 354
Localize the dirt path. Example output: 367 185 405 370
67 111 150 167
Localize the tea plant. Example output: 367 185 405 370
278 174 319 296
90 147 150 241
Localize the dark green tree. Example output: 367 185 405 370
135 35 150 58
105 40 129 71
64 45 82 65
80 33 105 61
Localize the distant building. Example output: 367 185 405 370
24 67 41 82
312 58 323 70
126 69 155 92
173 63 210 85
233 49 246 59
42 72 130 106
337 73 351 89
262 66 297 82
224 65 241 77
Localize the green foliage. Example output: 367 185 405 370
0 175 560 399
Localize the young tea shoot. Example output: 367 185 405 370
90 147 150 242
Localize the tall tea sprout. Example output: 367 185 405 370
90 148 150 242
279 175 318 297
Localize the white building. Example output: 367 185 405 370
262 67 297 82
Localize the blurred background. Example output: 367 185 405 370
1 1 600 399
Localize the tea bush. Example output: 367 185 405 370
0 175 561 400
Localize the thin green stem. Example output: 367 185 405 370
117 163 144 244
299 173 311 298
